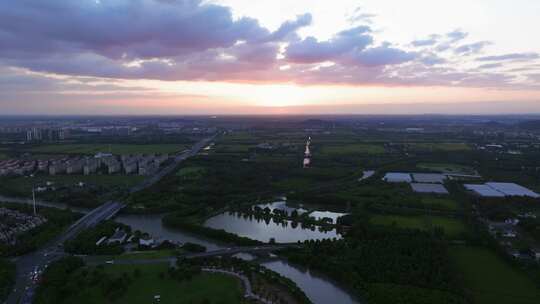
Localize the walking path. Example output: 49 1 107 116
202 268 272 304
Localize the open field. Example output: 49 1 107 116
28 144 187 155
320 144 385 155
450 246 540 304
417 162 476 174
370 214 466 237
408 143 471 152
176 166 206 179
214 144 253 153
65 263 243 304
421 197 459 211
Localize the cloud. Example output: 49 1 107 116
477 63 503 69
347 7 376 24
285 26 373 63
477 53 539 62
349 44 417 67
447 29 468 42
454 41 491 55
0 0 537 91
411 34 440 47
267 13 312 41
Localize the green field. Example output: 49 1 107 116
29 144 186 155
66 263 243 304
214 144 253 153
320 144 385 155
421 197 459 211
370 215 466 237
417 162 476 174
450 246 540 304
408 143 471 152
176 166 206 179
0 153 8 160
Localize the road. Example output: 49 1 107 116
5 135 216 304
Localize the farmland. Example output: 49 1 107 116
320 143 385 155
370 214 467 238
450 246 540 304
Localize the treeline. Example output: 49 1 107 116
64 220 131 255
162 213 261 246
280 225 467 304
0 258 15 302
0 203 80 257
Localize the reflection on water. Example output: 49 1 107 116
256 200 308 215
115 213 224 251
309 210 348 224
262 260 359 304
1 195 358 303
204 212 342 243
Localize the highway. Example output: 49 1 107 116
5 135 216 304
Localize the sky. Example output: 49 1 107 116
1 0 540 115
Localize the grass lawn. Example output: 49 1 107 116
0 175 144 195
176 166 206 179
29 144 186 155
450 246 540 304
370 214 426 230
370 215 466 237
408 143 471 152
67 263 243 304
417 162 476 174
421 197 458 211
320 144 385 155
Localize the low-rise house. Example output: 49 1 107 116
107 229 127 244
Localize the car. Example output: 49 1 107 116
105 260 114 264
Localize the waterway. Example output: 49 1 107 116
1 195 359 304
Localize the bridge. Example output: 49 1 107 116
6 134 216 304
184 244 300 259
82 244 300 268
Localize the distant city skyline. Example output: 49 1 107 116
1 0 540 114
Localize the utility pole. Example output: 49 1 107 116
32 187 37 215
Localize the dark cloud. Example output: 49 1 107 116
0 0 275 61
477 53 539 62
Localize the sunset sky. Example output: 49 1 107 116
1 0 540 114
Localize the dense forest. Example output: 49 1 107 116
281 224 467 304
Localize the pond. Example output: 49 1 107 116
115 213 224 251
204 211 342 243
